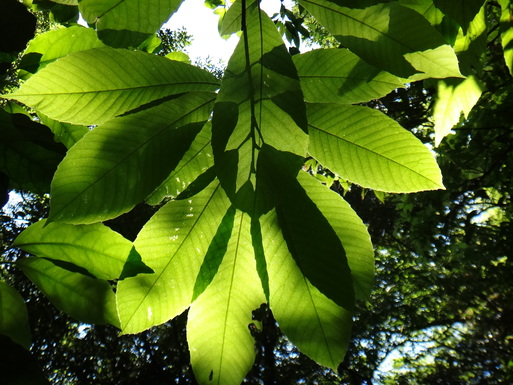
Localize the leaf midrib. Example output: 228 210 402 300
51 96 216 221
15 240 126 262
218 212 246 384
10 81 220 98
299 74 401 85
122 183 223 331
308 123 439 185
300 0 447 70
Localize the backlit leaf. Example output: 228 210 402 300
49 92 215 224
433 0 485 33
299 0 462 79
307 103 444 192
260 210 352 370
49 0 79 5
38 113 89 149
453 3 487 76
187 210 265 385
297 171 374 300
18 257 119 327
13 219 147 280
274 176 354 310
146 122 214 205
79 0 182 48
433 76 483 146
117 180 232 334
5 47 219 125
293 48 404 104
398 0 444 26
18 26 105 78
499 0 513 76
212 4 308 216
0 281 31 349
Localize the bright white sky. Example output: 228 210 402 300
165 0 286 62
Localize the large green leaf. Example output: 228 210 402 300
4 47 219 125
299 0 462 79
433 76 483 146
18 257 119 327
146 121 214 205
0 281 31 349
13 219 148 280
433 0 485 33
297 171 374 300
307 103 444 192
260 209 352 370
79 0 182 48
212 3 308 216
117 180 232 334
293 48 404 104
18 26 105 78
274 176 354 310
187 210 265 385
49 92 216 224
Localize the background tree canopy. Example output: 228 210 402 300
1 0 512 384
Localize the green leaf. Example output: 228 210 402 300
398 0 444 26
165 51 191 63
297 171 374 301
49 92 216 224
18 257 120 327
499 0 513 76
0 109 64 193
79 0 183 48
146 121 214 205
49 0 79 5
187 210 265 385
13 219 148 280
453 3 487 76
18 26 105 78
433 76 483 146
0 281 31 349
274 176 354 310
38 113 89 149
212 4 308 216
433 0 485 34
299 0 462 79
307 103 444 192
219 0 244 36
117 180 232 334
219 0 256 36
4 47 219 125
293 48 404 104
259 210 352 370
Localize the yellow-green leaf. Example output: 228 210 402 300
18 258 119 327
5 47 219 125
307 103 444 192
117 180 232 334
260 210 352 370
0 281 31 349
433 76 483 146
187 210 265 385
